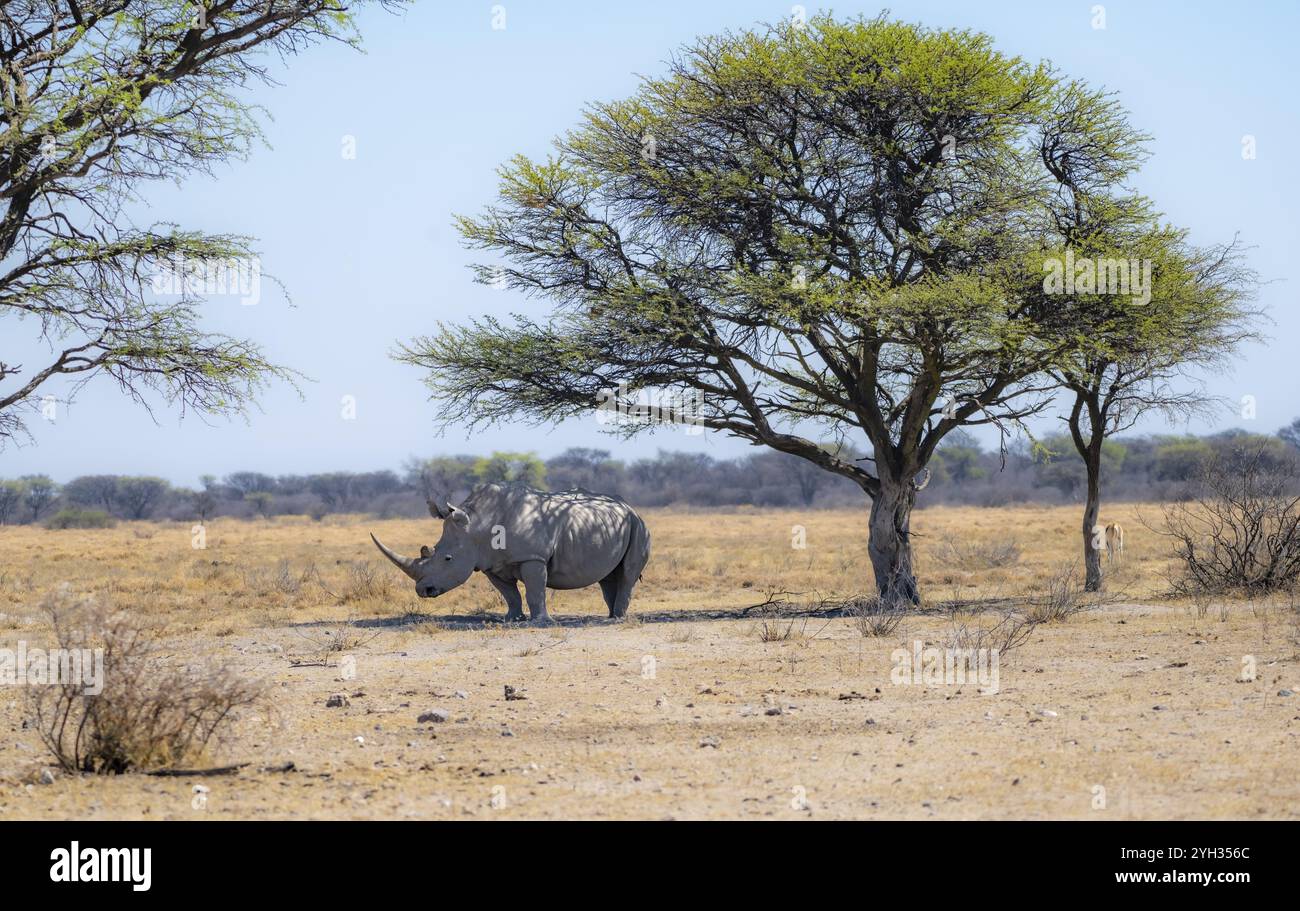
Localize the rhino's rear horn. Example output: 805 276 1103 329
370 533 421 580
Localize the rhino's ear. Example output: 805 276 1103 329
447 503 470 529
420 545 433 558
427 498 450 520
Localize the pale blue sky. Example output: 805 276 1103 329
4 1 1296 486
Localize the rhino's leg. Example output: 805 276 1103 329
608 573 636 619
519 561 552 623
598 578 619 618
486 574 526 622
606 518 650 619
598 565 636 619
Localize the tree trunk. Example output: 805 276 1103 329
1082 450 1103 592
1067 389 1108 593
868 478 921 606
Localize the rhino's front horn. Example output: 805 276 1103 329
370 533 422 581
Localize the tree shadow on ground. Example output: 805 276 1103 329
283 595 1014 632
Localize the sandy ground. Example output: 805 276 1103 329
1 505 1297 819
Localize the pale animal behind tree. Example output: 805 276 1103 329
1093 522 1125 564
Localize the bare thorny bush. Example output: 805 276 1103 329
1184 590 1236 623
291 615 382 666
944 607 1038 658
26 590 266 774
1023 561 1098 624
337 560 394 602
1157 446 1300 596
845 595 907 638
754 612 809 642
306 560 394 604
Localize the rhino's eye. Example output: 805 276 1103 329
444 555 453 562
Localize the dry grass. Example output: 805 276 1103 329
0 503 1296 819
933 533 1022 570
0 503 1176 631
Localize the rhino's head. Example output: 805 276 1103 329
371 500 478 598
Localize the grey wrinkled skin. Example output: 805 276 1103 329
371 483 650 623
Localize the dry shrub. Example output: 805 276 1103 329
338 560 393 603
242 559 318 599
292 615 380 663
1184 591 1233 623
26 590 265 774
742 588 819 641
273 558 318 595
944 607 1037 658
1024 561 1090 624
845 595 906 638
1158 446 1300 595
1186 590 1213 620
752 609 808 642
933 534 1022 570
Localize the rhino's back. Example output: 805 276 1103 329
466 484 638 588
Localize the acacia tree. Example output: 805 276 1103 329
62 474 121 512
116 475 170 519
1030 87 1258 590
1052 233 1255 590
0 1 400 446
399 15 1153 604
19 474 58 520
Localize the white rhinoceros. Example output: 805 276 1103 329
371 483 650 623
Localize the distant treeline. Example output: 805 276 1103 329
3 421 1300 526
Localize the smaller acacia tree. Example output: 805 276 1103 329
1043 225 1256 589
1023 83 1260 590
